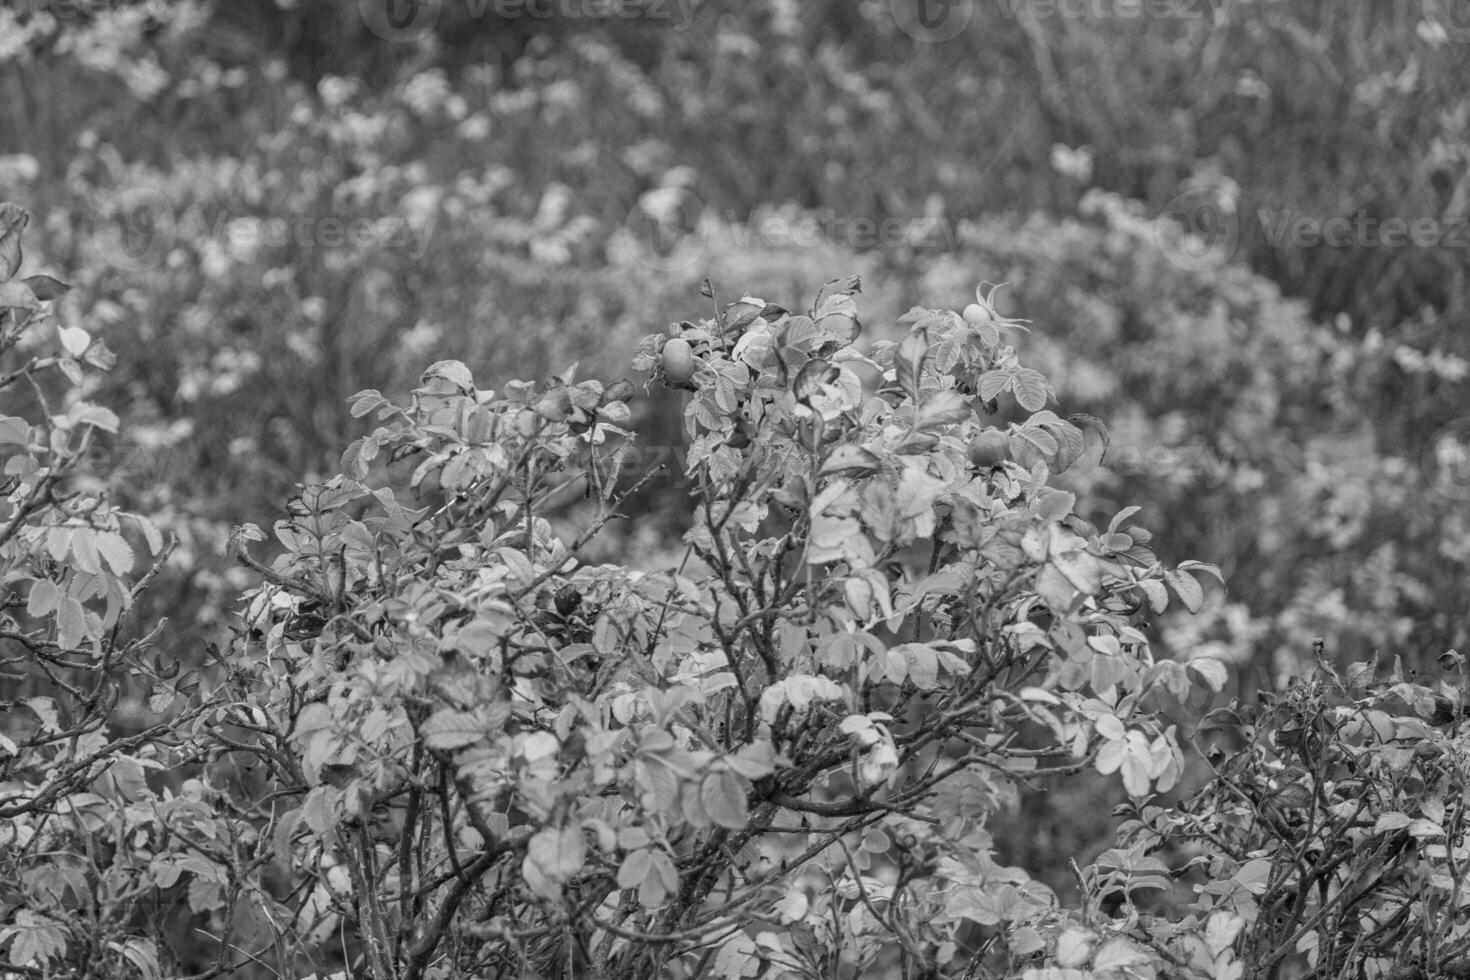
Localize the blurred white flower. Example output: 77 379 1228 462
1050 144 1094 183
318 75 361 109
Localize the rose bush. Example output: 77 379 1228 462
7 197 1469 979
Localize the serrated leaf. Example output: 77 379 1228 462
131 514 164 556
701 769 748 829
1069 413 1111 463
977 369 1011 401
901 643 939 689
1205 911 1245 957
1014 426 1058 457
1093 936 1152 971
0 202 28 280
111 939 161 980
349 389 388 418
914 388 971 430
301 785 338 836
1011 368 1049 412
71 529 100 574
421 359 474 392
1374 812 1411 834
95 531 135 575
420 709 484 749
85 339 117 371
819 443 881 477
713 930 760 979
895 327 928 401
27 580 59 617
1177 560 1226 587
1165 568 1205 613
57 596 86 649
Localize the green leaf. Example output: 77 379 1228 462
617 847 652 890
1012 368 1049 412
701 769 749 829
914 388 970 429
301 786 339 837
0 202 28 280
72 402 120 434
899 643 940 690
645 848 679 908
1187 658 1228 692
527 825 586 881
1093 936 1152 971
0 415 27 445
819 443 880 477
1054 927 1095 968
1204 911 1245 957
1177 560 1226 586
6 910 67 969
56 596 85 649
894 327 928 401
22 275 70 302
421 359 474 392
27 579 59 617
1165 568 1205 613
349 389 389 418
977 369 1011 401
0 280 38 313
108 939 161 980
1137 579 1169 614
421 709 484 750
726 741 778 780
57 325 90 357
1373 812 1411 834
131 514 165 556
95 531 136 575
712 930 761 979
1234 857 1273 895
1014 424 1058 457
71 529 101 575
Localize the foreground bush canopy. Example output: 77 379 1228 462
3 202 1470 980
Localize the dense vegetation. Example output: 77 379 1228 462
1 2 1468 977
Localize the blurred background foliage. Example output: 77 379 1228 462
2 0 1468 899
